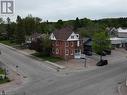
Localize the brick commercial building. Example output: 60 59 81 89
50 27 83 60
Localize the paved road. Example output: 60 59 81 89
0 44 127 95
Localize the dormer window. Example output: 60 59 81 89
53 35 55 38
71 36 74 39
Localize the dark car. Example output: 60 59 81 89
96 60 108 66
84 51 92 56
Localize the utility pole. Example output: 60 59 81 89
84 58 87 68
1 90 5 95
80 54 87 68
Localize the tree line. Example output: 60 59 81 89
0 16 127 42
0 15 126 57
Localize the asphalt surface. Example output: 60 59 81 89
0 44 127 95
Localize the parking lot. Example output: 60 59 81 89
56 48 127 72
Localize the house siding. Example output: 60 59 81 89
51 40 83 60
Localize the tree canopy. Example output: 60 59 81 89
92 31 111 60
0 15 127 44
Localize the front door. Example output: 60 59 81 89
74 49 81 59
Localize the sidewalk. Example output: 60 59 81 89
56 57 98 73
118 83 127 95
0 62 25 93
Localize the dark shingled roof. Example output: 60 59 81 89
53 27 74 40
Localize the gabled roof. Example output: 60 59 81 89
31 32 42 38
82 37 92 46
53 26 74 40
106 27 117 32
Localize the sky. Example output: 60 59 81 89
1 0 127 22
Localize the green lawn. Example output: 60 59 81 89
0 68 10 84
32 53 63 62
0 68 5 74
0 40 17 46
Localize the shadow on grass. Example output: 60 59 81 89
0 40 17 46
0 78 10 84
32 53 63 62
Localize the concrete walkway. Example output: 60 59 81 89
0 61 25 93
118 82 127 95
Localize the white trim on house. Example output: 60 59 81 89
70 50 74 55
65 49 69 55
50 33 56 40
56 48 59 54
67 32 79 41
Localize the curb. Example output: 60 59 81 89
118 84 122 95
45 61 65 69
117 82 127 95
0 43 65 69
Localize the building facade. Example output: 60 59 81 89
108 27 127 48
50 27 83 60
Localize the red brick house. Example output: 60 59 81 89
50 27 83 60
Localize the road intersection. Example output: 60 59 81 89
0 44 127 95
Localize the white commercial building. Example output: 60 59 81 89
117 27 127 38
109 27 127 48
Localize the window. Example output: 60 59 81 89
52 41 55 46
70 42 74 47
75 49 80 54
56 41 59 46
56 48 59 54
65 49 69 55
70 50 73 55
71 36 74 39
52 48 55 54
56 41 57 46
65 42 69 47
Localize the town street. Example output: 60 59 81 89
0 44 127 95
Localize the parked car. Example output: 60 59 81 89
96 60 108 66
84 51 92 56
